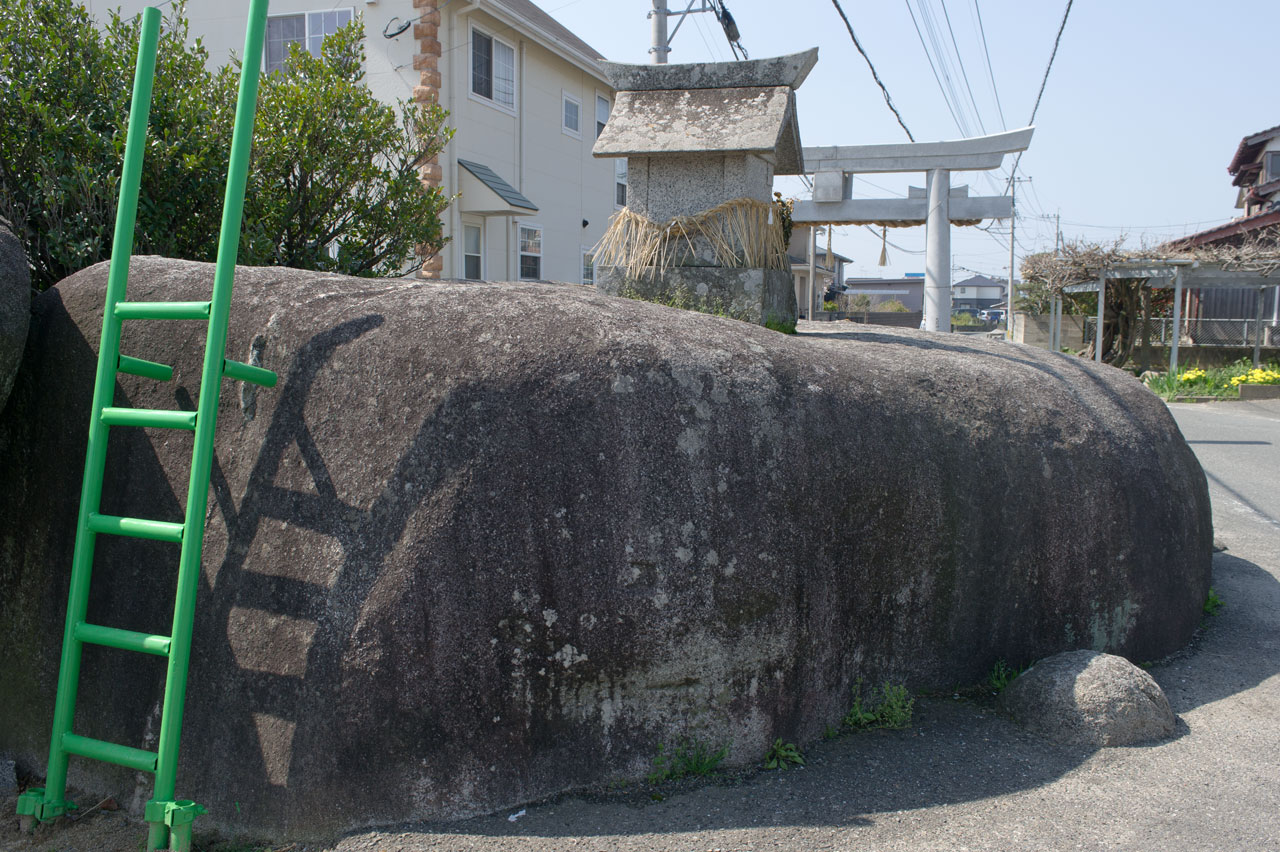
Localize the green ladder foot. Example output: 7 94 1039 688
145 799 206 852
16 788 76 827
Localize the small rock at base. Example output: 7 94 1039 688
999 650 1176 747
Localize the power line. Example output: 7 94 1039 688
1006 0 1074 189
861 225 925 254
907 0 971 136
971 0 1007 130
939 0 986 135
828 0 915 141
1027 214 1234 232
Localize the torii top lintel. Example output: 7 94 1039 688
804 127 1034 174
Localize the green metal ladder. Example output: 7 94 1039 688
16 2 275 849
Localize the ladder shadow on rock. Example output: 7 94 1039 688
189 311 468 817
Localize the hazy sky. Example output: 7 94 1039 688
529 0 1269 281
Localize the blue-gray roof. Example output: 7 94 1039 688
457 159 537 211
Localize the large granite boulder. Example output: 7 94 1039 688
0 220 30 413
1000 650 1177 747
0 258 1211 839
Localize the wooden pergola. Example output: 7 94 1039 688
1060 260 1280 373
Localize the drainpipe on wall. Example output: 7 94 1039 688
412 0 444 278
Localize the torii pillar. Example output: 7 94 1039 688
794 128 1033 332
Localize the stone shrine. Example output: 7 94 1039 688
591 50 817 327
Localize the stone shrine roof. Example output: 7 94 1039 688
594 86 804 174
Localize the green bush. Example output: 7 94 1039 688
950 312 985 327
0 0 452 290
876 298 910 312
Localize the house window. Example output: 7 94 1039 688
463 224 482 280
581 250 594 285
596 94 610 138
614 159 627 207
1267 151 1280 184
265 9 353 74
472 28 516 110
563 93 581 137
519 225 542 280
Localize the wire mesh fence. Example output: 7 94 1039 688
1083 318 1280 347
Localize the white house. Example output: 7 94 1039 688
951 274 1005 311
85 0 622 283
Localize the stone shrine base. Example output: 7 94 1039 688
596 265 797 328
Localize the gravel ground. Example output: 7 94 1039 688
5 392 1278 852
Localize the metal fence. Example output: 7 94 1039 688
1083 317 1280 347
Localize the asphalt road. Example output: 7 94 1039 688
1169 399 1280 551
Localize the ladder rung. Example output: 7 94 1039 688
118 354 173 382
223 358 277 388
61 733 157 773
74 622 171 657
101 407 196 430
114 300 212 320
87 512 184 543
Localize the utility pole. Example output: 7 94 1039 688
1006 179 1016 340
649 0 670 64
1005 176 1034 341
648 1 736 65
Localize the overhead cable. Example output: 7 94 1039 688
972 0 1007 130
828 0 915 141
904 0 966 136
938 0 986 134
1006 0 1074 189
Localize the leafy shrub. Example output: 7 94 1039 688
876 299 910 312
823 300 839 312
0 0 452 289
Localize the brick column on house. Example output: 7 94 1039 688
412 0 444 278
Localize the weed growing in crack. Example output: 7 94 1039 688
646 739 729 783
987 659 1023 693
842 677 915 730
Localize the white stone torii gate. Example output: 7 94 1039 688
792 127 1034 332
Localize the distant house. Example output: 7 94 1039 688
89 0 621 284
1168 123 1280 320
1174 123 1280 250
788 225 850 316
841 275 925 312
951 274 1005 312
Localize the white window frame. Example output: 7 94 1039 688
462 222 484 281
518 224 543 281
614 158 628 208
562 91 582 139
264 8 354 74
581 248 595 286
469 24 517 115
595 92 611 139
